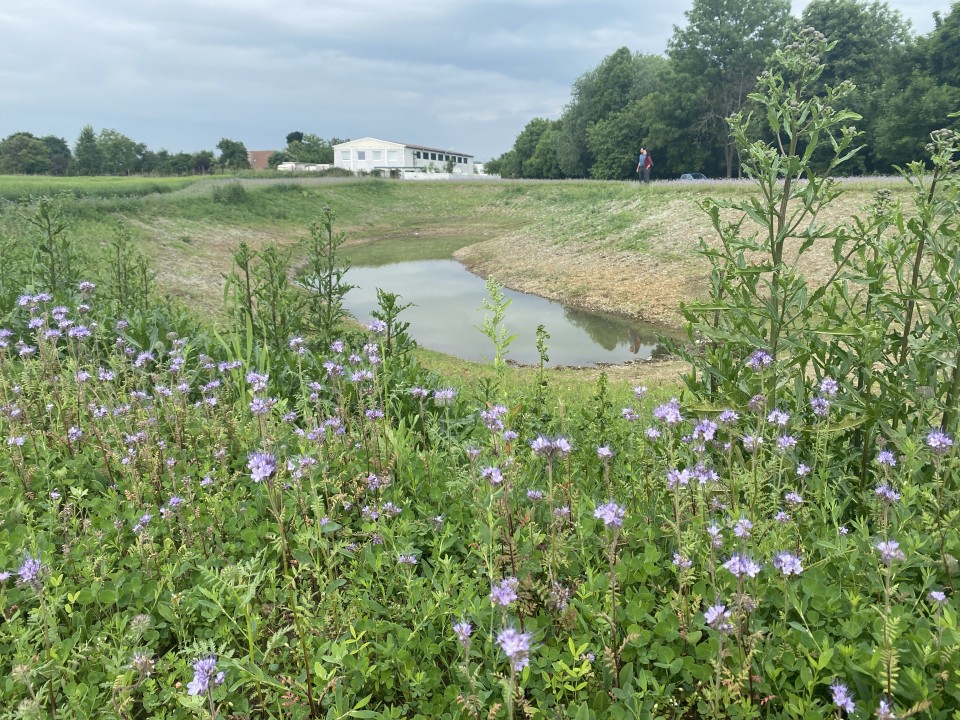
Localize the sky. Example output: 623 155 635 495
0 0 950 161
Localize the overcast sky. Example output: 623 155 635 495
0 0 950 161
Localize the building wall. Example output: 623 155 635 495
334 138 475 175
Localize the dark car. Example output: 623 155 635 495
679 173 708 181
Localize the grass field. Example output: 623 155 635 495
0 174 207 201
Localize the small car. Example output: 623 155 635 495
679 173 708 181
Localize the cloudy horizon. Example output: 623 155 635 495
0 0 950 161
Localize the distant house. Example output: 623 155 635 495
247 150 276 171
333 138 475 175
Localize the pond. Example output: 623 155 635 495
343 259 673 367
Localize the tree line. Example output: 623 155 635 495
0 126 348 177
486 0 960 180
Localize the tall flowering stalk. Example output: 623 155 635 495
876 538 906 701
595 501 625 687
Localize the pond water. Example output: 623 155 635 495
343 259 673 367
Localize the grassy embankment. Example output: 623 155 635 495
0 174 912 396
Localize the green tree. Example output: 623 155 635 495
525 126 563 179
0 132 52 174
193 150 216 174
587 101 649 179
665 0 791 177
286 134 335 164
268 150 294 169
286 131 304 145
74 124 103 175
929 1 960 84
98 129 140 175
40 136 71 175
216 138 251 171
801 0 911 172
554 48 664 177
872 72 960 167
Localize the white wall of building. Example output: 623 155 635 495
333 138 475 175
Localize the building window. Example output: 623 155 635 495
430 152 437 161
340 151 350 161
357 151 366 160
372 150 382 160
387 150 398 161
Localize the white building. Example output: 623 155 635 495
333 138 475 176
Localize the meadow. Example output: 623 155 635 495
1 40 959 720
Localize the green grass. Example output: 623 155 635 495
0 174 206 201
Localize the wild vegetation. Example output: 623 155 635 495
1 34 960 720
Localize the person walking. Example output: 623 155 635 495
637 147 653 183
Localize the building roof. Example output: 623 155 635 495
333 137 473 157
247 150 276 170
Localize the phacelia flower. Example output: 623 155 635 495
247 451 277 483
187 655 225 696
876 539 905 564
722 553 762 579
17 551 45 590
877 450 897 467
490 577 520 607
830 682 856 714
497 626 532 672
772 551 803 576
453 621 472 648
704 604 734 633
929 590 947 605
926 429 954 455
747 349 773 371
594 501 625 528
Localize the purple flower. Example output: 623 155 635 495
704 603 734 633
482 466 504 486
453 621 472 647
666 468 691 490
693 419 718 442
830 682 856 714
875 484 901 504
187 655 225 696
247 451 277 483
496 626 532 671
876 697 895 720
767 408 790 427
927 429 954 455
772 551 803 576
17 551 45 590
795 464 811 477
633 385 647 399
718 409 739 425
652 397 683 425
596 445 614 460
722 553 762 579
820 377 839 397
742 434 763 452
776 435 797 451
810 396 831 417
397 554 417 565
410 386 429 399
432 388 456 406
367 319 387 334
672 553 692 569
747 349 773 371
707 524 723 548
775 510 791 524
733 517 753 539
929 590 947 605
526 489 544 501
490 577 520 606
876 539 905 564
784 491 803 506
876 450 897 467
594 501 625 528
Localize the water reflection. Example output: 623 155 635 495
343 259 672 367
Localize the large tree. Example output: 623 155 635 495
98 129 140 175
74 125 103 176
216 138 251 171
801 0 911 171
40 135 72 175
665 0 791 177
554 49 667 177
0 132 52 174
